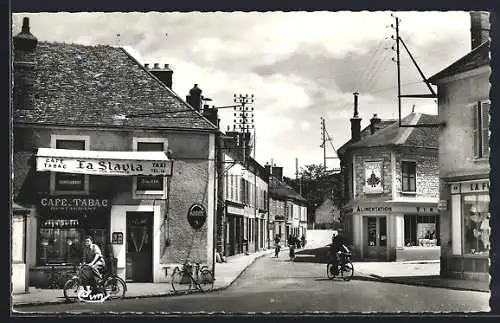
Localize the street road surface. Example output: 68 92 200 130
14 254 490 314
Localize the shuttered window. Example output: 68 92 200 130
473 100 490 158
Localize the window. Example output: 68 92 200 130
404 214 440 247
401 161 416 192
473 100 490 159
136 142 164 191
54 140 85 191
463 193 490 255
51 135 89 193
132 138 168 196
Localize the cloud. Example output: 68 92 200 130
12 11 471 177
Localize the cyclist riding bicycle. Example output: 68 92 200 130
82 236 106 293
329 231 349 275
273 234 281 258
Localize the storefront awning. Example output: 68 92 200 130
36 148 173 176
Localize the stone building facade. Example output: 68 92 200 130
12 18 218 287
338 94 440 261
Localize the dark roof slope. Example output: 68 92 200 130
13 42 218 131
348 112 439 149
337 119 395 156
269 176 307 203
429 40 490 83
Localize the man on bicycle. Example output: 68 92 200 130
82 236 106 292
329 230 349 275
273 234 281 258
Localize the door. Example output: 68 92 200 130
126 212 153 282
365 216 387 260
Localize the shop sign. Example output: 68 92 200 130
438 200 448 211
112 232 124 245
227 205 245 216
187 203 207 230
416 206 437 213
37 157 173 176
460 180 490 194
356 205 392 213
363 161 383 194
38 195 111 214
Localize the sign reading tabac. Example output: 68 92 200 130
363 161 383 194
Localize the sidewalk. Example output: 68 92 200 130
354 260 490 293
12 248 277 307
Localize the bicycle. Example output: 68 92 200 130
47 263 76 289
170 261 215 294
327 251 354 281
63 263 127 302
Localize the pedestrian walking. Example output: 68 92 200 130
288 235 296 261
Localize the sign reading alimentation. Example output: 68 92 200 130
187 203 207 230
38 195 111 213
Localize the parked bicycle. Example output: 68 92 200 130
170 261 215 294
327 251 354 281
63 263 127 303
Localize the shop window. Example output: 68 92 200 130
472 100 490 159
38 216 109 265
54 139 87 192
136 142 164 191
401 161 416 192
404 214 440 247
463 194 490 255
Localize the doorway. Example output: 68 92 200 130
126 212 153 282
364 216 387 260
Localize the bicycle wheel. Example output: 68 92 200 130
197 269 214 292
63 278 81 302
326 263 336 280
171 269 193 294
341 262 354 281
104 276 127 300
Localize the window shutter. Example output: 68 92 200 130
472 102 480 158
481 101 490 157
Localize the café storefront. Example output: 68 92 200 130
29 148 173 287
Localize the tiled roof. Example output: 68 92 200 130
337 119 395 156
13 41 218 131
269 176 307 203
428 40 490 83
348 113 439 149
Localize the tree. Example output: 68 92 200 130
284 164 344 226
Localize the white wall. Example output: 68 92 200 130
305 229 334 248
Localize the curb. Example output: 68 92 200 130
13 251 272 308
367 274 490 293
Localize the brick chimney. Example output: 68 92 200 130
203 104 219 128
350 92 361 142
470 11 490 50
369 113 381 135
264 163 271 177
147 63 173 90
13 17 38 111
186 84 202 111
271 166 283 181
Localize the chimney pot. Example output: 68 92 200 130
350 92 361 142
369 113 382 135
144 63 149 69
164 64 169 69
470 11 490 50
153 63 159 69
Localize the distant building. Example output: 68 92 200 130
313 197 341 229
338 93 440 261
267 165 308 243
428 11 490 281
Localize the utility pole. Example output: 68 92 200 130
233 94 255 167
295 157 302 195
320 117 326 171
391 14 402 127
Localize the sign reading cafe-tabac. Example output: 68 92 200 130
38 195 111 214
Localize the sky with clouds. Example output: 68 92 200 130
12 11 473 177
